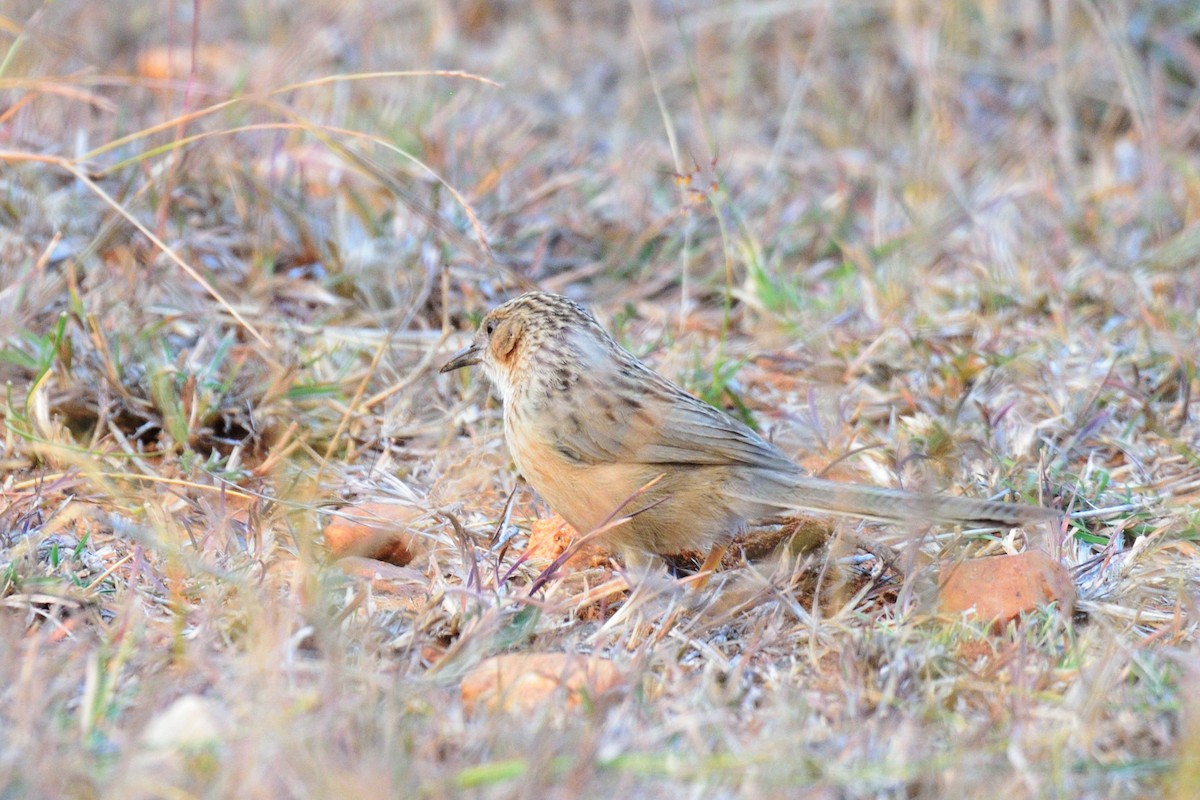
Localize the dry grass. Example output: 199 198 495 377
2 1 1199 797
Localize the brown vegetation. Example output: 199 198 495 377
2 1 1198 796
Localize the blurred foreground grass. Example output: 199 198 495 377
2 1 1199 797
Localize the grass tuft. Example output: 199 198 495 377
2 0 1198 796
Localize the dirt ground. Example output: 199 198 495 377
2 2 1198 797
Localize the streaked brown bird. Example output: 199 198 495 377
441 292 1057 575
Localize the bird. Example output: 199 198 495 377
440 291 1058 576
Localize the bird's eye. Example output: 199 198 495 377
485 320 496 335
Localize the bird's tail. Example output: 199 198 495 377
747 473 1057 528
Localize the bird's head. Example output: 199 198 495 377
440 292 602 402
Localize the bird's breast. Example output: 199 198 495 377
504 406 642 536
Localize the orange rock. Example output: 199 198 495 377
323 502 423 566
135 43 246 82
460 653 622 714
522 514 609 572
938 550 1075 627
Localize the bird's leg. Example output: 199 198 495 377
620 548 665 587
689 541 730 590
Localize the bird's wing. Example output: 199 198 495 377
637 383 798 469
553 361 799 472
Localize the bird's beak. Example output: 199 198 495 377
440 344 483 373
